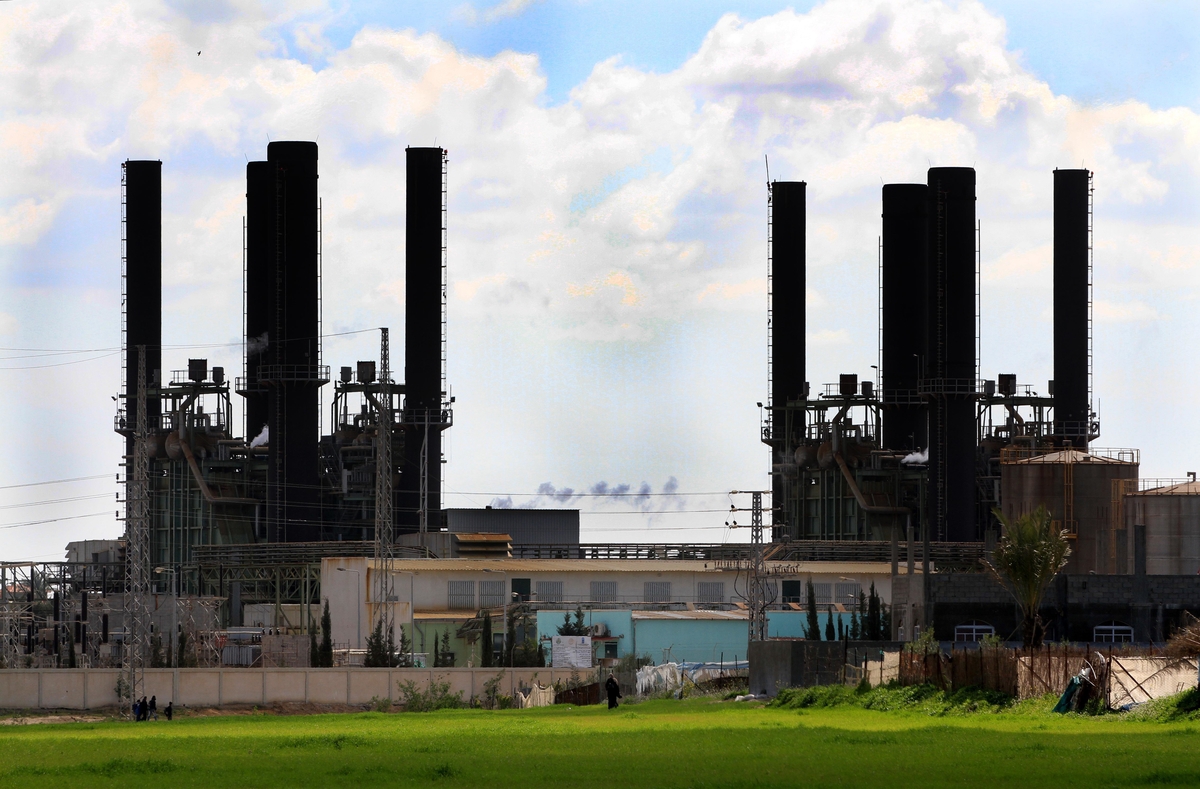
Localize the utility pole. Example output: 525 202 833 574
373 328 395 654
729 490 770 642
124 345 151 717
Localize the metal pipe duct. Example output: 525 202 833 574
123 160 162 451
927 167 977 542
1053 168 1090 443
881 183 928 451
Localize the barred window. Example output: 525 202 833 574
835 583 861 607
479 580 504 609
590 581 617 602
644 581 672 603
448 580 474 610
697 582 725 603
535 581 564 602
812 583 832 606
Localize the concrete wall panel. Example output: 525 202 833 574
179 671 220 706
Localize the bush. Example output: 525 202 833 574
367 695 392 713
396 680 466 712
771 683 1015 715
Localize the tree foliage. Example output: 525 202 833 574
480 611 494 668
318 599 334 667
805 578 820 640
986 504 1070 647
556 607 588 636
824 606 835 641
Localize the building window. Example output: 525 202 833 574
644 582 672 603
448 580 475 610
535 581 564 602
591 581 617 602
812 583 832 606
782 580 804 604
954 621 995 642
835 583 861 607
1094 623 1135 643
479 580 504 608
697 582 725 603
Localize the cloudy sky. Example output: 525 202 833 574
0 0 1197 560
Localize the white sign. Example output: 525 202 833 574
551 635 592 668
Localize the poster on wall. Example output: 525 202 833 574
551 635 592 668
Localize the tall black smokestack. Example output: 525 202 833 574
399 147 447 532
243 161 272 440
768 181 805 534
927 167 977 542
123 160 162 452
1053 169 1090 443
881 183 928 451
264 141 322 542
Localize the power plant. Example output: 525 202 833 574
0 145 1198 690
763 167 1139 576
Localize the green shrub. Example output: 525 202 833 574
396 680 466 712
770 683 1015 715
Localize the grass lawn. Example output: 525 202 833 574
0 697 1198 788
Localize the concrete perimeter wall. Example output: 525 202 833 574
0 667 594 710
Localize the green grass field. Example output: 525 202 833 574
1 695 1199 788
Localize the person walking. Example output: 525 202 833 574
605 672 622 710
131 698 140 722
164 701 173 721
149 695 157 721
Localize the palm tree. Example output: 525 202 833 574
986 505 1070 647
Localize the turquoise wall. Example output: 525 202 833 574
538 609 858 665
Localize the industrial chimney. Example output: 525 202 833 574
769 180 806 534
1053 169 1091 444
123 160 162 453
881 183 928 451
926 167 977 542
261 141 324 542
243 161 272 441
399 147 448 533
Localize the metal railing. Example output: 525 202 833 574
257 364 331 385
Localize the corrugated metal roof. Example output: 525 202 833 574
631 609 749 621
1010 449 1134 465
1131 481 1200 496
371 558 894 574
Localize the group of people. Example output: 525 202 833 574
132 695 172 721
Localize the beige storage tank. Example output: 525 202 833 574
1000 448 1139 575
1123 479 1200 575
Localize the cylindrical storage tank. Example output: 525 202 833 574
881 183 928 451
1053 169 1090 442
399 147 448 532
1124 480 1200 575
1000 449 1138 575
123 160 163 448
927 167 977 542
243 160 273 439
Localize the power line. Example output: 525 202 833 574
0 493 113 511
445 491 730 498
0 474 110 491
0 511 112 531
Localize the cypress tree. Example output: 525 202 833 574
837 614 845 641
867 583 881 641
805 578 820 640
480 612 493 667
319 599 333 667
441 630 453 667
432 629 441 667
824 606 835 641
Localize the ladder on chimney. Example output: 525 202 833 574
1086 171 1095 438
